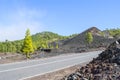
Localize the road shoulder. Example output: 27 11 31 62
24 62 87 80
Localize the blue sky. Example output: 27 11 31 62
0 0 120 41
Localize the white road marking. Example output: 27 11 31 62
0 51 100 66
0 52 82 66
0 54 96 73
20 60 88 80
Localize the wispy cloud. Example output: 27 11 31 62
0 8 46 41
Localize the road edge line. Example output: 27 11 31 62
19 60 89 80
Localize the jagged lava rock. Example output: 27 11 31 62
61 39 120 80
95 39 120 65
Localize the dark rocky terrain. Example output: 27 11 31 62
54 27 116 53
0 27 117 64
61 39 120 80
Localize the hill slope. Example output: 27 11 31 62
0 27 119 53
32 31 78 49
62 38 120 80
58 27 116 53
0 31 78 53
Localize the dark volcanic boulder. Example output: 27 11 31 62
62 39 120 80
95 39 120 65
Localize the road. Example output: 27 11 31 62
0 51 102 80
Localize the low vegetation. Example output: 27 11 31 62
0 31 77 54
103 28 120 38
0 27 120 56
85 32 93 44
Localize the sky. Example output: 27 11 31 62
0 0 120 41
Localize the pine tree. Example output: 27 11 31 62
56 41 59 49
85 32 93 44
11 45 17 53
22 29 34 58
56 44 59 49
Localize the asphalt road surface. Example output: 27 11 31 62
0 51 102 80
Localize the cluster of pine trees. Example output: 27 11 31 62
0 30 77 54
32 31 68 49
0 40 23 53
107 28 120 38
0 28 120 54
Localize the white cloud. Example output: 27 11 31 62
0 8 46 41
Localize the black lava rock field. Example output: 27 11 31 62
61 39 120 80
